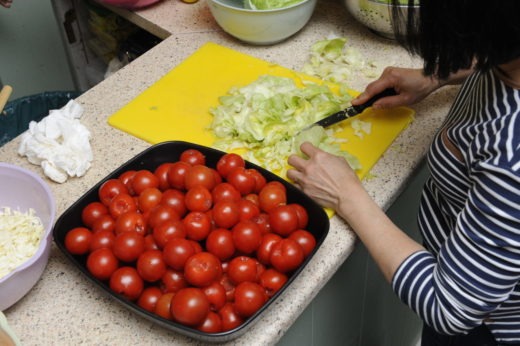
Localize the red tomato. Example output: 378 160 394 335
219 273 236 302
132 170 159 196
144 234 159 251
270 239 304 273
170 287 210 326
234 282 266 317
137 286 162 312
184 252 222 287
153 219 186 249
289 230 316 257
244 193 259 206
247 169 266 193
161 269 188 293
256 233 282 265
203 282 226 312
219 303 243 332
237 199 260 221
269 205 299 236
259 269 288 297
189 240 204 253
89 230 116 252
167 161 191 190
108 193 137 219
290 204 309 229
211 183 241 204
212 201 240 229
266 181 286 193
216 153 245 178
252 213 271 234
113 231 145 262
258 184 286 212
210 168 222 185
162 238 195 270
86 248 119 280
155 292 174 320
180 149 206 166
65 227 92 255
227 256 258 284
161 189 186 217
185 186 213 212
197 311 222 333
137 250 167 282
226 167 255 195
92 214 116 233
148 205 180 230
99 179 129 206
138 187 162 213
185 165 216 191
115 211 146 236
109 266 144 301
183 211 211 241
154 163 174 191
119 170 137 195
232 220 262 254
205 229 235 261
81 202 108 228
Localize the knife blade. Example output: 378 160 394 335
300 88 397 132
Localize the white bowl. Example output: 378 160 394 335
0 163 56 311
208 0 317 45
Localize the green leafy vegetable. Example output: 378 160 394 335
244 0 304 10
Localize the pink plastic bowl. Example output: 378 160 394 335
0 163 56 311
97 0 162 10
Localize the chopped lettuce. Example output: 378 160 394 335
244 0 304 10
351 118 372 138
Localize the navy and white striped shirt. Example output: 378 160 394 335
392 69 520 344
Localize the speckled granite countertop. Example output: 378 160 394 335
1 0 459 344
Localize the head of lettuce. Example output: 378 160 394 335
245 0 306 10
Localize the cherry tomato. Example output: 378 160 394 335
265 181 286 193
256 233 282 265
148 205 180 230
258 184 286 212
119 170 137 195
162 238 195 270
290 203 309 229
161 189 186 217
210 168 222 185
259 269 288 297
289 230 316 257
205 229 235 261
109 266 144 301
269 205 299 236
234 281 266 317
86 248 119 280
144 234 159 251
170 287 210 326
137 286 162 312
137 250 167 282
247 168 266 193
155 293 174 320
92 214 116 233
180 149 206 166
244 193 259 206
252 213 271 234
153 219 186 249
185 165 216 191
219 273 236 302
212 201 240 229
65 227 92 255
197 311 222 333
132 171 159 196
167 161 191 190
185 186 212 212
212 183 241 204
183 211 211 241
232 220 262 254
219 303 243 332
138 187 162 213
99 179 129 206
108 193 137 219
113 231 145 262
226 167 255 195
184 252 222 287
216 153 245 179
228 256 258 284
270 239 304 273
237 199 260 221
154 163 174 191
161 269 188 293
189 240 204 254
89 230 116 252
115 211 146 236
203 282 226 312
81 202 108 228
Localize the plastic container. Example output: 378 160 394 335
52 141 329 342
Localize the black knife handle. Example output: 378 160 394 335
351 88 397 114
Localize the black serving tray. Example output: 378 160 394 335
52 141 330 343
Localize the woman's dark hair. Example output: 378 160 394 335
391 0 520 80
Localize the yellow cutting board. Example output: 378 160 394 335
108 42 414 180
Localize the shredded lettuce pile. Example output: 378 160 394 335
244 0 304 10
209 75 360 174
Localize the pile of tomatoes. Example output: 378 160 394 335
64 149 316 334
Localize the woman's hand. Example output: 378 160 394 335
352 67 441 109
0 0 13 8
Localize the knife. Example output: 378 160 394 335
300 88 397 132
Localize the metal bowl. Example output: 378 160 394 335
343 0 418 39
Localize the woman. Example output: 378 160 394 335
287 1 520 345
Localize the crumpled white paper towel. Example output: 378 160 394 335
18 100 93 183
